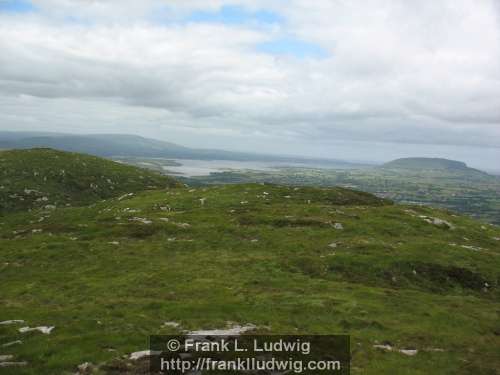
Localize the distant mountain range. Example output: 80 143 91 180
0 131 359 168
0 132 490 176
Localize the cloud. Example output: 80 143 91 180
0 0 499 165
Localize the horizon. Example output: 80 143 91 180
2 129 500 174
1 1 499 169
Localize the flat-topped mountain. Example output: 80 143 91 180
382 157 484 173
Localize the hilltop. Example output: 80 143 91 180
381 157 486 174
0 148 180 213
0 151 498 373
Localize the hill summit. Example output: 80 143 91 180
0 148 180 213
382 157 482 173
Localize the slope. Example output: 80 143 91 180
0 182 499 374
0 148 180 214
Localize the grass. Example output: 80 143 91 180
0 148 180 214
179 164 500 225
0 181 499 374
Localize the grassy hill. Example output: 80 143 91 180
0 151 499 374
0 148 180 214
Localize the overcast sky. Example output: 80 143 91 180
0 0 499 168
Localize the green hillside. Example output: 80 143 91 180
0 148 180 214
0 151 499 374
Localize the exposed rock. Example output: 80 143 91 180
2 340 22 348
0 355 14 361
328 242 338 248
374 344 418 356
461 245 483 251
163 322 181 328
333 223 344 230
24 189 40 195
19 326 54 334
12 229 28 235
118 193 134 201
0 320 25 325
129 350 161 360
188 323 257 338
77 362 95 373
199 198 206 206
420 215 455 229
129 217 152 225
373 344 393 351
0 362 27 368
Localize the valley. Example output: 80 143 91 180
116 157 500 225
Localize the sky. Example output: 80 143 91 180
0 0 499 169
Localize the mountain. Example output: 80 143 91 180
0 148 179 213
0 133 193 158
382 157 486 174
1 150 499 374
0 131 359 167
